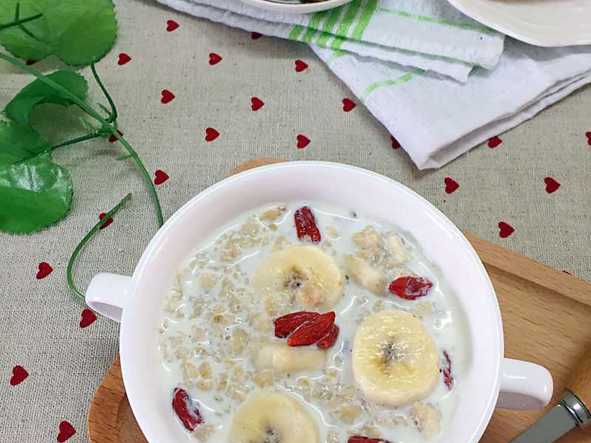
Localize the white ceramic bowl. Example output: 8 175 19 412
86 161 553 442
446 0 591 47
239 0 353 14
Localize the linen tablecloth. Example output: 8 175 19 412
1 1 590 441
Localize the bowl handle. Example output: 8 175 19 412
497 358 554 410
85 272 132 323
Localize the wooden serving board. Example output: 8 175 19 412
88 160 591 443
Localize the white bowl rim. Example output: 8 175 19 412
120 160 502 443
446 0 591 47
239 0 353 14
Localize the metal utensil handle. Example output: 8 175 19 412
565 347 591 430
561 390 591 429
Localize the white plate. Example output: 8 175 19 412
240 0 353 14
446 0 591 47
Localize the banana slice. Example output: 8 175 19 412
253 246 344 308
345 255 386 295
229 391 320 443
410 402 441 439
384 232 410 265
351 226 410 268
352 310 439 407
254 342 326 373
352 226 382 261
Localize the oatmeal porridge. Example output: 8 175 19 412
158 202 468 442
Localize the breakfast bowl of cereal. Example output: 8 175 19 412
85 161 553 443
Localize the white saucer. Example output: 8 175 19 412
240 0 353 14
446 0 591 47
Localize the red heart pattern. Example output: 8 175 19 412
295 59 308 73
108 129 123 143
205 127 220 142
498 221 515 238
544 177 560 194
154 169 170 185
8 8 589 438
98 212 113 229
117 53 131 66
444 177 460 194
10 365 28 386
36 262 53 279
160 89 175 104
488 136 503 149
251 97 265 111
342 98 356 112
209 53 223 66
390 136 401 149
166 19 179 32
7 7 591 443
57 421 76 442
79 309 97 329
296 134 310 149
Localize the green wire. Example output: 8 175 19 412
0 52 166 299
67 193 132 300
91 64 118 123
0 52 105 122
0 52 164 228
115 136 164 226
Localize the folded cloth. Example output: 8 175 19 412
312 41 591 168
159 0 505 82
158 0 591 169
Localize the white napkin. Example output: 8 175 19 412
158 0 591 169
311 42 591 168
160 0 505 82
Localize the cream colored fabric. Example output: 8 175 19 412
0 0 590 441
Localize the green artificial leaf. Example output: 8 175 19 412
49 0 118 66
0 0 117 66
0 155 73 234
0 0 51 62
0 120 48 164
5 70 88 126
0 121 73 233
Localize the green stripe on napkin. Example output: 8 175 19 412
303 12 324 43
331 1 362 49
378 7 495 34
317 7 344 46
351 0 378 40
361 69 423 101
289 25 305 40
288 1 378 49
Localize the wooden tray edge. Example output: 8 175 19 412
465 231 591 307
88 355 125 442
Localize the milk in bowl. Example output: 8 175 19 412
157 202 470 442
